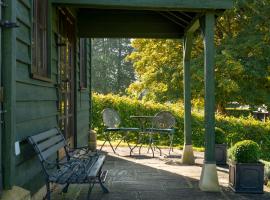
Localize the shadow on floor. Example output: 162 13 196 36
52 152 270 200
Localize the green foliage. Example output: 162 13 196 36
92 93 270 161
126 0 270 111
225 108 251 118
215 127 226 144
126 39 183 102
91 38 135 95
228 140 260 163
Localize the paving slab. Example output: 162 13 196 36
51 146 270 200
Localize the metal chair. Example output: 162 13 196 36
146 111 176 157
100 108 140 153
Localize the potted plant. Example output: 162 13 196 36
215 127 227 165
228 140 264 193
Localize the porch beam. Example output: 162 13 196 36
199 13 220 192
184 14 201 34
181 33 195 165
51 0 233 10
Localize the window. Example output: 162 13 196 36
80 38 88 89
32 0 49 79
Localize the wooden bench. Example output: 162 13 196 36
28 128 109 200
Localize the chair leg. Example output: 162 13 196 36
115 139 123 150
150 143 155 158
108 139 116 154
154 144 162 156
100 139 107 151
168 134 174 155
104 134 116 154
139 144 143 155
100 133 116 154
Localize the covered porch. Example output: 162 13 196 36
51 146 270 200
51 0 230 192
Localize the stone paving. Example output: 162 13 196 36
52 146 270 200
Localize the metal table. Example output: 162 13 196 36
130 115 162 157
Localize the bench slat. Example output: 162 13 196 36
38 134 64 152
88 154 105 178
31 128 59 143
41 141 65 159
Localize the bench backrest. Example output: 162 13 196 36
28 128 67 162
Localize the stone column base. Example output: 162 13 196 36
2 186 31 200
181 144 195 165
199 163 220 192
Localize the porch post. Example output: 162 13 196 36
181 33 195 165
199 13 220 192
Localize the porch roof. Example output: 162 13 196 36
51 0 233 38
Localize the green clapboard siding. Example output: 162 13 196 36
14 0 59 189
13 3 91 191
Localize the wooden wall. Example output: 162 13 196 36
11 0 91 192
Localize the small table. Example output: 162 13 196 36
130 115 154 130
130 115 162 157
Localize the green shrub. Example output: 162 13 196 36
225 108 251 118
228 140 260 163
92 93 270 161
215 127 226 144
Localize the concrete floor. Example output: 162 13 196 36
52 146 270 200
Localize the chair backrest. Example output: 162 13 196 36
153 111 176 129
28 128 67 162
102 108 121 128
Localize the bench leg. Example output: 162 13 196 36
62 183 70 193
87 183 95 200
44 182 51 200
98 172 109 193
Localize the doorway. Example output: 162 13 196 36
57 8 76 148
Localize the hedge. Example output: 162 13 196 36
92 93 270 161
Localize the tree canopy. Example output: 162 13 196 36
91 38 135 95
126 0 270 112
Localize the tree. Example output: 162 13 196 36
127 0 270 112
91 38 135 94
126 39 183 102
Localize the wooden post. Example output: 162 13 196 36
199 13 220 192
181 33 195 164
2 0 16 189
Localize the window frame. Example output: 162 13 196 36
79 38 88 90
31 0 51 82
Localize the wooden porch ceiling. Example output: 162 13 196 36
52 0 233 38
78 9 198 38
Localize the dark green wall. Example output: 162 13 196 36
11 1 91 192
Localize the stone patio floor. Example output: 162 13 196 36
52 145 270 200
